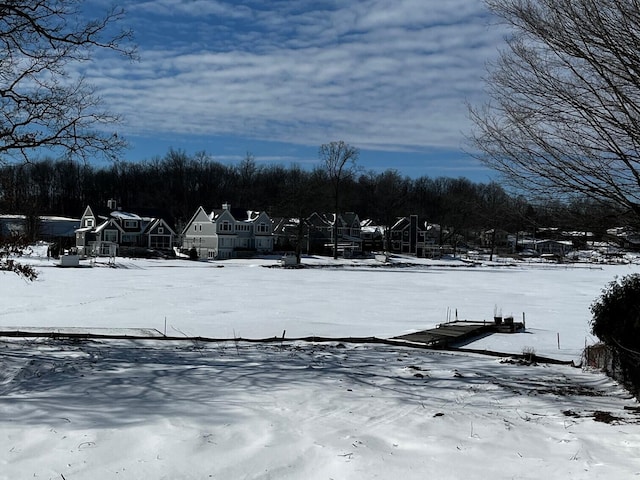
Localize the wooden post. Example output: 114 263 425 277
557 332 560 349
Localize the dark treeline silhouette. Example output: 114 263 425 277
0 149 628 240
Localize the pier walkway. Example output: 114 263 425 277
393 319 524 348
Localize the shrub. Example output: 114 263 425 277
188 247 198 261
521 346 536 363
590 274 640 352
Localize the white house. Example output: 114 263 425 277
181 204 274 260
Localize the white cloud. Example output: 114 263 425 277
85 0 506 155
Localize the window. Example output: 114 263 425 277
257 223 269 234
103 229 118 243
122 233 137 244
150 236 170 249
85 218 94 227
124 220 138 229
158 227 164 234
220 221 232 232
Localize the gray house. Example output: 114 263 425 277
181 203 273 259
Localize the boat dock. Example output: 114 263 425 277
393 319 525 348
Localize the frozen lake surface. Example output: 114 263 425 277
1 253 639 479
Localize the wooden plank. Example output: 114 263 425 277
393 320 523 347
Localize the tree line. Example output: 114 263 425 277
0 149 628 243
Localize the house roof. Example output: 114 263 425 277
82 204 175 230
94 221 109 233
271 217 302 234
341 212 359 225
111 211 142 221
210 205 252 221
82 205 111 221
390 216 431 232
306 212 330 228
361 225 383 234
210 208 237 222
182 206 209 235
535 239 573 246
143 218 177 235
391 217 410 230
94 218 125 234
248 211 270 222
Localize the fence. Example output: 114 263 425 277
584 342 640 397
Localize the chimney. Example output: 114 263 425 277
222 203 231 210
107 199 117 210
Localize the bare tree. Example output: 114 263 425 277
470 0 640 222
1 0 134 278
1 0 134 164
358 170 409 258
319 141 359 259
477 182 510 260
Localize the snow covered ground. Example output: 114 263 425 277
1 252 639 478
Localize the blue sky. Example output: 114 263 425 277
83 0 506 181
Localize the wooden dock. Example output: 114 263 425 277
393 320 524 348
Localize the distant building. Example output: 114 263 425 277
519 238 573 256
0 214 79 249
181 203 273 260
606 227 640 251
479 229 510 249
272 212 363 257
389 215 438 256
75 200 177 257
359 219 384 252
306 212 362 256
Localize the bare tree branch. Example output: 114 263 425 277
319 141 359 259
0 0 134 278
0 0 135 164
470 0 640 221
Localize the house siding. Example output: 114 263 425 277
75 203 176 256
182 205 274 260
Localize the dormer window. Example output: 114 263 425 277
220 221 232 232
85 218 94 227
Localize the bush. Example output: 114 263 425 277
590 275 640 397
590 274 640 351
188 247 198 261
